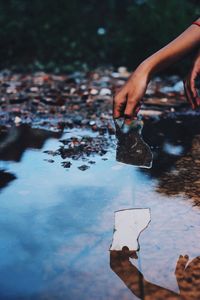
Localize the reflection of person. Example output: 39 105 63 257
175 255 200 300
113 18 200 121
110 251 200 300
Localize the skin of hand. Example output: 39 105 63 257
113 64 149 122
113 19 200 120
175 255 200 300
110 250 180 299
184 49 200 109
175 254 189 285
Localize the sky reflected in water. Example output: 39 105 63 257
0 125 200 299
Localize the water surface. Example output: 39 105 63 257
0 118 200 299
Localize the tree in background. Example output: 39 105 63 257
0 0 198 72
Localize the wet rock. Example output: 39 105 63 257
88 160 96 164
14 116 22 124
89 120 96 126
78 165 90 171
72 116 83 125
90 88 99 95
99 88 112 96
118 66 130 78
0 67 187 133
43 150 59 156
30 87 39 92
58 135 112 162
61 161 72 168
44 159 54 163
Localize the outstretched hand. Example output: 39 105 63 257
113 65 149 122
184 50 200 109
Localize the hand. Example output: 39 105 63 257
184 50 200 109
175 254 189 280
113 64 150 122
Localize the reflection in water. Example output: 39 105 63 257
0 120 200 298
143 115 200 177
110 251 200 300
0 169 16 190
0 125 62 162
156 135 200 206
115 119 153 168
110 209 151 251
142 116 200 206
0 125 62 192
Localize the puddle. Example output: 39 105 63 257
0 115 200 299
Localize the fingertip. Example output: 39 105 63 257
124 104 137 121
124 118 132 125
191 84 197 98
196 97 200 106
113 111 121 119
113 102 123 119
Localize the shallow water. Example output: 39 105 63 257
0 117 200 300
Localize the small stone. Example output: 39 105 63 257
89 120 96 126
111 72 119 78
61 161 72 168
78 165 90 171
14 116 22 124
43 150 58 156
44 159 54 163
30 86 39 92
118 66 130 78
90 88 99 95
70 87 76 94
99 88 112 96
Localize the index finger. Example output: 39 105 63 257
113 91 127 119
190 70 198 98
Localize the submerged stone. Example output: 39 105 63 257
44 159 54 163
78 165 90 171
61 161 72 168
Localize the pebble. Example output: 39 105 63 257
99 88 112 96
14 116 22 124
61 161 72 168
78 165 90 171
44 159 54 163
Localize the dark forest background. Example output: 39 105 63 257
0 0 199 72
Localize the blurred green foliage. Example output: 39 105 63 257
0 0 199 72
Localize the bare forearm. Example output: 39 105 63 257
141 18 200 79
113 19 200 118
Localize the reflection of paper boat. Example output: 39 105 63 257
110 208 151 251
115 119 153 168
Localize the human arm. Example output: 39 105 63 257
184 48 200 108
113 18 200 120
